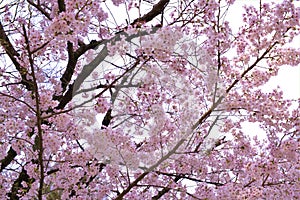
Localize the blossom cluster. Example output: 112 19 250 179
0 0 299 199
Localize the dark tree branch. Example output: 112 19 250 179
0 22 34 91
57 0 66 12
152 176 181 200
31 40 50 55
226 41 278 93
0 23 36 196
27 0 51 20
55 83 74 108
7 168 34 200
156 171 225 186
55 0 170 110
53 40 103 101
102 108 112 127
1 129 35 198
60 42 75 93
75 40 102 57
22 23 46 200
115 132 187 199
0 147 17 173
131 0 170 25
115 172 149 200
55 27 159 109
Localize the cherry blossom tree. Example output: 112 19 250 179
0 0 299 199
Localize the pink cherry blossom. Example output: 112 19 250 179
0 0 299 199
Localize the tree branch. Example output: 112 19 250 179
226 41 278 93
0 22 34 90
27 0 51 20
22 23 45 200
151 176 181 200
131 0 170 25
55 0 170 110
7 168 33 200
57 0 66 12
60 42 75 93
0 147 17 173
115 137 186 199
53 40 103 101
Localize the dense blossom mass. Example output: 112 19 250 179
0 0 299 199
